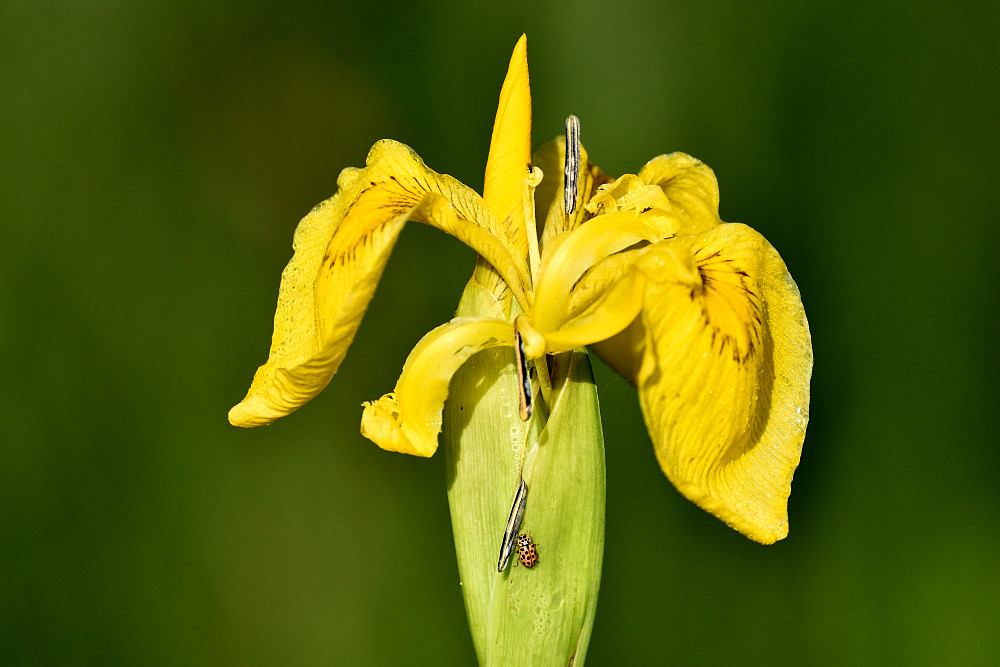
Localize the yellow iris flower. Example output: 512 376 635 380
229 34 812 546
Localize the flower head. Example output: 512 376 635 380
229 34 812 545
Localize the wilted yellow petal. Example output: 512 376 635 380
638 152 722 235
483 33 531 259
229 140 527 427
360 318 515 457
634 223 812 543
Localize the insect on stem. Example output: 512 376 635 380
563 114 581 215
497 479 528 572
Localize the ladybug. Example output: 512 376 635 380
516 533 539 568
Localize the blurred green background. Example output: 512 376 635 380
3 1 998 664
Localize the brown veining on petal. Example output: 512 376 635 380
691 245 763 365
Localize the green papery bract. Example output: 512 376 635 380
444 278 605 666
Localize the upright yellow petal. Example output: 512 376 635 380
483 34 532 259
360 318 515 457
229 140 527 427
634 223 812 543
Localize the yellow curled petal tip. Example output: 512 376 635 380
361 394 436 457
359 318 516 457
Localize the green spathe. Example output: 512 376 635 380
445 279 605 665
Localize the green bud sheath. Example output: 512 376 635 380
445 278 606 665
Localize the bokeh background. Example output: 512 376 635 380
3 1 998 663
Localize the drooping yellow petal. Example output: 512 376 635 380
532 209 678 334
634 223 812 543
229 140 528 427
638 152 722 235
360 318 515 456
483 33 532 259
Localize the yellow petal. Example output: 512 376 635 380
638 153 722 235
635 223 812 543
360 318 515 456
583 155 721 381
563 248 645 317
533 136 611 251
483 34 531 260
532 209 678 334
588 316 646 384
541 267 646 354
229 140 527 427
585 173 674 217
